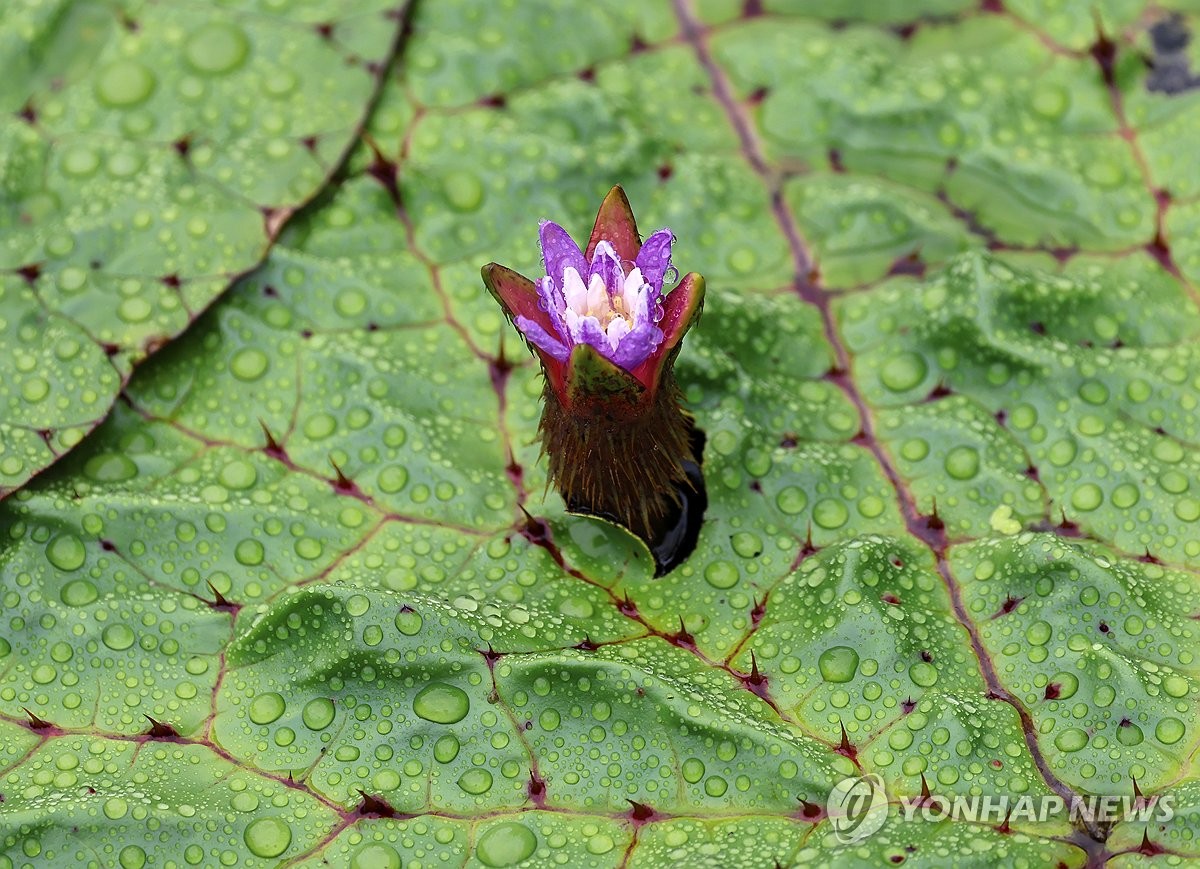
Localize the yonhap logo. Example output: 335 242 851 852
827 774 889 844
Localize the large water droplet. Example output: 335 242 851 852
413 682 469 723
230 348 268 381
476 822 537 867
302 697 335 730
351 843 403 869
819 646 859 683
704 560 738 589
775 486 807 515
880 352 927 392
244 817 292 858
46 534 86 571
1156 717 1185 745
186 22 251 75
457 768 493 794
61 579 98 607
95 60 156 107
84 453 137 483
102 624 135 651
249 691 286 725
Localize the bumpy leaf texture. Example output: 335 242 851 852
3 1 1200 866
0 0 407 496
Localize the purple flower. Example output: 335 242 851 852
483 186 704 410
513 221 676 372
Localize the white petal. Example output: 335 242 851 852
587 273 609 316
606 317 630 350
562 267 588 313
622 266 646 297
625 281 650 325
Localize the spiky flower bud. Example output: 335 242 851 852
482 186 705 560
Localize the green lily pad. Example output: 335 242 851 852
4 1 1200 865
0 0 406 497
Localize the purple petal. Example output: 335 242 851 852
539 221 586 284
635 228 675 294
536 276 569 342
573 314 612 357
609 322 664 370
515 315 570 362
589 240 625 298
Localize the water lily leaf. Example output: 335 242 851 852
0 0 407 497
4 1 1200 866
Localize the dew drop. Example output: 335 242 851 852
1031 85 1069 119
476 822 537 867
46 533 86 572
819 646 860 683
395 609 423 636
1054 728 1088 752
457 767 493 794
102 624 135 651
880 352 927 392
414 682 469 724
1051 673 1079 699
1117 722 1144 745
84 453 138 483
185 23 251 75
909 662 938 687
302 697 335 730
249 691 286 725
118 845 146 869
1156 717 1186 745
443 171 484 212
351 843 403 869
775 485 807 515
1163 675 1189 699
95 60 156 107
244 817 292 858
235 538 265 566
219 459 258 490
230 348 269 381
335 288 368 317
61 580 98 607
434 734 460 763
378 465 408 493
587 834 615 855
730 531 763 558
704 560 738 589
813 498 849 529
944 446 980 480
1071 483 1103 512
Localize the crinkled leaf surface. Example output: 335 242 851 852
0 0 406 497
4 1 1200 866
